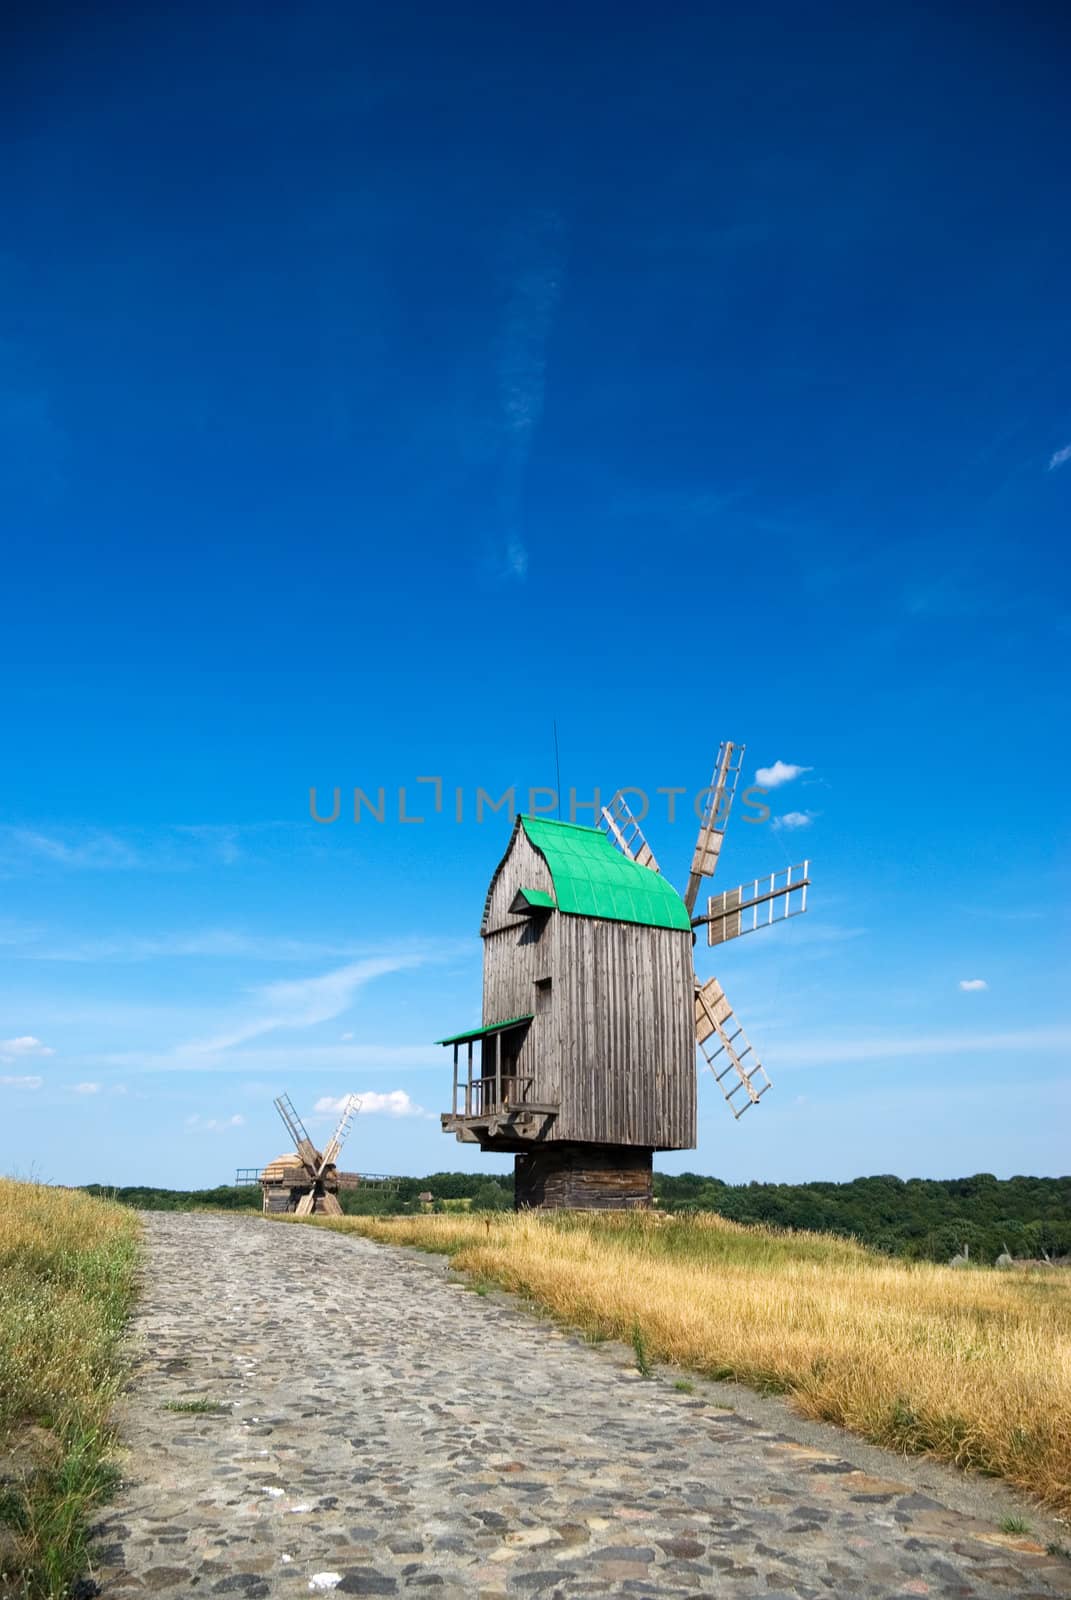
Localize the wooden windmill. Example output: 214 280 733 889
439 741 810 1209
258 1092 362 1215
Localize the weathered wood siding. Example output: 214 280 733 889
481 825 558 1110
482 824 555 936
476 822 697 1151
553 914 695 1149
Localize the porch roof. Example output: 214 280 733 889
436 1014 534 1047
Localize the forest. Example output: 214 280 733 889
80 1170 1070 1264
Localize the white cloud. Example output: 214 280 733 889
755 761 811 789
0 1035 55 1064
185 1113 244 1132
72 1081 101 1095
185 954 427 1054
1049 442 1071 471
772 811 814 831
315 1090 431 1120
0 1074 43 1090
958 978 988 992
339 1031 354 1042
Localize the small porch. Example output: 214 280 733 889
437 1015 558 1145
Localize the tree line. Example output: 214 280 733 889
80 1170 1070 1262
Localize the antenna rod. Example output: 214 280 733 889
553 719 562 820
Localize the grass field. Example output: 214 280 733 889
0 1180 139 1600
308 1209 1071 1518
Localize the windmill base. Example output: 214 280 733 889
514 1144 653 1211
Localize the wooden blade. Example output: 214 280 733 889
599 794 661 873
698 861 810 945
274 1093 319 1175
683 742 744 914
695 976 771 1118
317 1093 360 1174
293 1190 316 1216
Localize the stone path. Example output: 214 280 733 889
91 1213 1071 1599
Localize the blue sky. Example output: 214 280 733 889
2 2 1068 1188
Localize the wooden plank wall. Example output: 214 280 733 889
554 915 695 1150
482 825 559 1111
478 824 696 1152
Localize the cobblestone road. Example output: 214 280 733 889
92 1213 1071 1599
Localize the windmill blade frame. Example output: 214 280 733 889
599 793 661 873
274 1092 320 1176
698 861 810 947
695 976 771 1118
317 1093 361 1174
683 741 745 916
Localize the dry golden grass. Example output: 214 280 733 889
0 1179 139 1599
315 1209 1071 1516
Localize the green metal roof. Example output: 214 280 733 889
436 1014 534 1046
511 886 556 911
520 816 691 931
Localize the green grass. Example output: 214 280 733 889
1000 1515 1031 1535
163 1398 228 1415
631 1322 653 1377
0 1180 139 1599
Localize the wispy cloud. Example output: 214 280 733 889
772 811 814 831
1049 442 1071 471
755 761 811 789
958 978 988 992
0 1074 43 1090
72 1081 101 1094
96 1041 445 1073
185 1113 244 1132
0 821 299 879
0 1036 55 1063
8 928 389 964
172 824 244 865
772 1023 1071 1067
483 210 565 583
184 954 427 1054
0 827 141 871
315 1090 431 1120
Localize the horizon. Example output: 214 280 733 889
2 2 1068 1188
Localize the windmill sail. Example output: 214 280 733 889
695 976 771 1118
702 861 810 946
683 742 744 915
599 793 660 873
274 1092 319 1173
318 1094 361 1173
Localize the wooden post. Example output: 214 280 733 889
465 1040 473 1116
495 1029 502 1111
452 1044 459 1117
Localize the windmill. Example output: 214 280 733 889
438 741 811 1209
256 1093 362 1215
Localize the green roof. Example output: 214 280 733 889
520 816 691 931
511 886 556 912
436 1014 534 1046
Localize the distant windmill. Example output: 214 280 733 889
258 1093 361 1215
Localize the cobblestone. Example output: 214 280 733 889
91 1214 1071 1598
